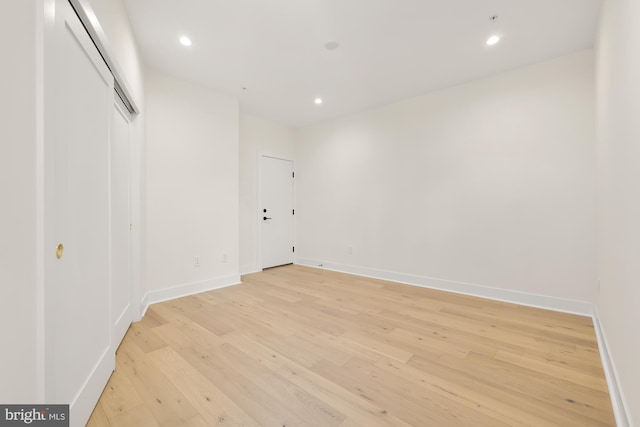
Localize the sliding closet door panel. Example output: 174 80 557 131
44 0 114 424
111 100 132 348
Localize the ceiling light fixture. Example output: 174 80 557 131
314 98 323 105
324 41 340 51
486 35 500 46
179 36 192 47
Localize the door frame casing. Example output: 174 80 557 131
258 154 296 270
112 95 136 347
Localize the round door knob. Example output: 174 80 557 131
56 243 64 259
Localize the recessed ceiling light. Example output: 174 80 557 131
486 35 501 46
324 41 340 51
314 98 323 105
179 36 192 47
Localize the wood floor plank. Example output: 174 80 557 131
115 336 200 426
177 343 310 426
458 352 614 425
340 330 414 363
87 265 615 426
146 346 260 426
313 358 491 427
98 368 145 419
408 354 608 427
128 321 167 354
107 405 161 427
176 416 210 427
375 356 552 427
151 306 225 348
276 362 413 427
494 349 609 392
139 307 168 329
251 370 346 426
86 402 111 427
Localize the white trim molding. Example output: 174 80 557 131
593 307 632 427
70 346 113 427
295 259 593 316
140 293 150 318
141 274 241 315
240 264 262 275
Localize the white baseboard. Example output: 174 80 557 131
71 346 114 427
593 307 632 427
240 264 261 275
295 258 593 316
140 293 150 318
141 274 241 315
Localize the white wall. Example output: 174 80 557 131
595 0 640 424
239 113 296 274
85 0 144 105
0 0 39 403
146 70 240 300
296 50 596 304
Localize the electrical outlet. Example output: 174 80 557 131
194 256 201 267
348 246 353 255
222 253 228 264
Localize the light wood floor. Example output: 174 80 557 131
87 265 615 426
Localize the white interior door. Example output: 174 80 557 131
111 97 133 348
44 0 114 424
261 156 295 268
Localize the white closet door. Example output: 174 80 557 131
44 0 114 425
111 98 133 348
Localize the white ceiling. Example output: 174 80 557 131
123 0 601 127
